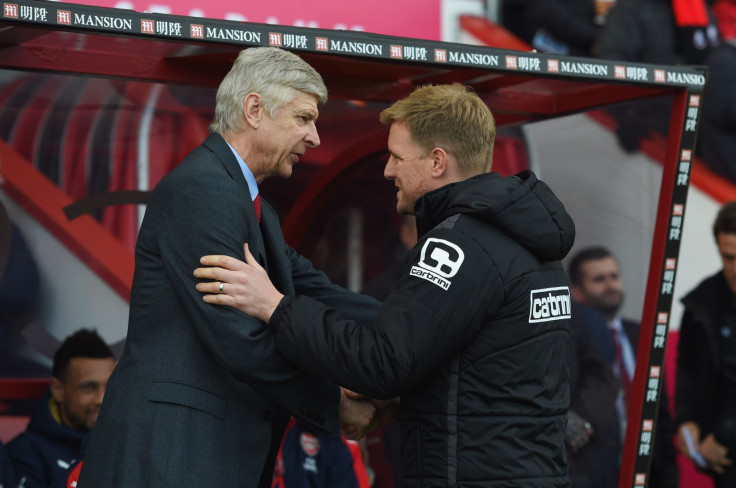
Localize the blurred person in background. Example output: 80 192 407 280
595 0 719 154
6 329 115 488
0 216 49 381
272 418 371 488
569 247 678 488
527 0 606 56
0 441 14 488
566 301 621 488
697 0 736 183
676 202 736 487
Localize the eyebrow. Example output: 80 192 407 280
591 272 619 279
292 107 318 120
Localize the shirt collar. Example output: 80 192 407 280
226 142 259 202
608 316 624 333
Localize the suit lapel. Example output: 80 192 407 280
259 199 295 296
201 133 268 267
622 319 639 352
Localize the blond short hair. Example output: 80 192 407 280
380 84 495 175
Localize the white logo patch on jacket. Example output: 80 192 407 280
528 287 571 323
410 238 465 290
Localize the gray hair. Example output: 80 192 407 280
209 47 328 135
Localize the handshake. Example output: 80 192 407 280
338 388 400 440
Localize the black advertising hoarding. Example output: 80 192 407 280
2 0 706 89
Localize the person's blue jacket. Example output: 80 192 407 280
7 389 87 488
273 419 370 488
1 441 15 488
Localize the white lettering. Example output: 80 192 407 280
156 20 182 36
529 287 571 323
329 40 383 55
410 267 450 290
20 5 47 22
560 61 608 76
666 72 706 86
303 456 318 473
206 27 261 42
517 56 541 71
73 13 133 30
448 51 499 66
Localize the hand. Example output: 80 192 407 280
194 243 284 322
700 433 733 474
565 410 594 453
338 388 378 441
343 389 400 429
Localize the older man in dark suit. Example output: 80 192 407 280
77 47 380 488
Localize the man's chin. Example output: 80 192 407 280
396 200 414 215
279 166 294 179
597 303 621 318
86 413 100 429
726 278 736 296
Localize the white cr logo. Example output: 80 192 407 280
417 238 465 278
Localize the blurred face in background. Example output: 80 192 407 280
51 357 116 430
572 256 624 321
717 232 736 296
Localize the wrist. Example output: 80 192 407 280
268 295 294 327
263 293 285 322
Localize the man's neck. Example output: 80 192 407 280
223 133 264 182
48 396 68 427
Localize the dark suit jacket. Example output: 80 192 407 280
77 134 379 488
570 308 678 488
568 303 620 488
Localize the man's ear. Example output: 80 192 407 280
429 147 449 178
50 376 64 404
243 93 264 129
571 285 584 303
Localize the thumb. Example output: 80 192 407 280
342 388 366 401
243 243 258 267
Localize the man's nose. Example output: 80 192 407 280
305 122 320 148
95 385 107 405
384 157 395 180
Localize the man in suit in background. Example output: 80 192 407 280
566 301 621 488
0 441 13 488
569 246 678 488
78 47 380 488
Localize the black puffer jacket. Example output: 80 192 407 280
273 171 574 487
676 271 735 437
